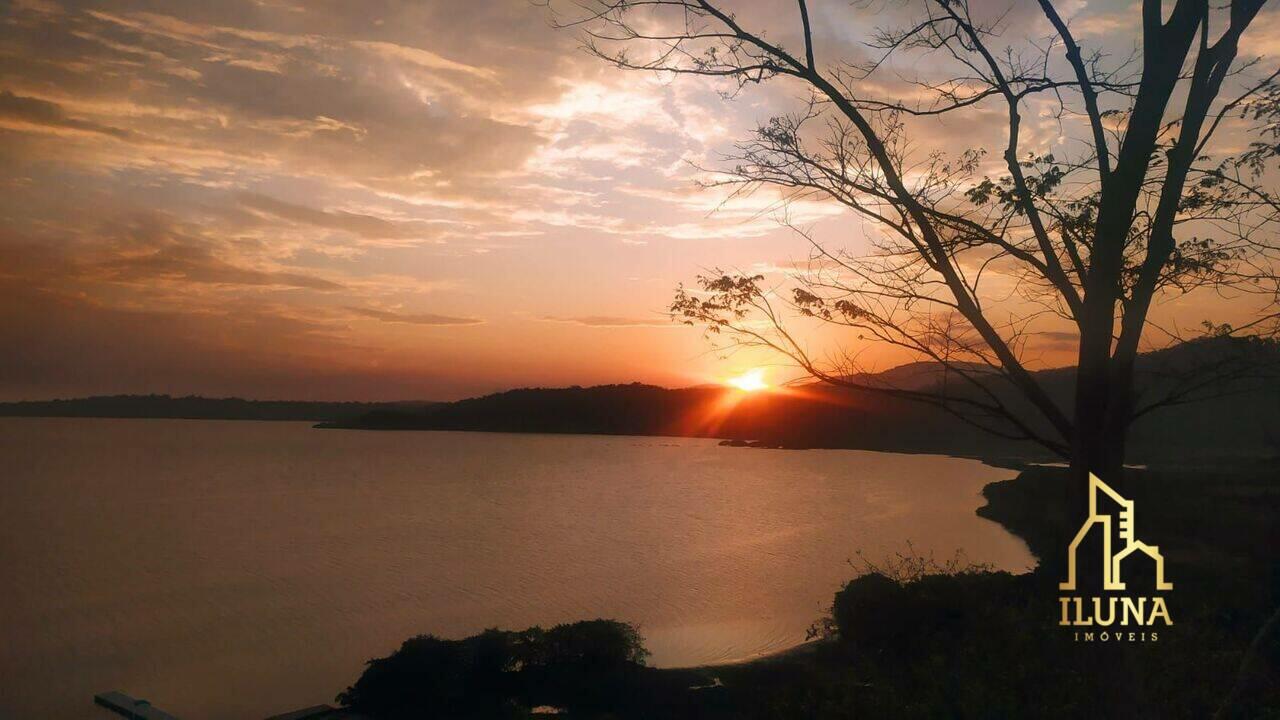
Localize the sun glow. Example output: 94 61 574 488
727 368 768 392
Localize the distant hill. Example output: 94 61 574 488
322 381 1040 456
0 394 436 422
835 360 992 392
6 338 1276 462
322 337 1280 463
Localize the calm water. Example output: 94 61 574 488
0 418 1033 719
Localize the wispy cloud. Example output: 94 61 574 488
238 193 443 243
539 315 672 327
347 306 482 326
0 91 134 139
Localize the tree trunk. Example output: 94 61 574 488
1065 306 1131 582
1069 329 1143 716
1070 309 1125 474
1070 365 1128 492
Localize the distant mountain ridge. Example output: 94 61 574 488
321 337 1280 463
833 360 992 392
5 338 1277 462
0 394 436 422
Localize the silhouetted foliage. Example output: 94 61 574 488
831 569 1027 654
0 394 433 422
336 630 531 719
551 0 1280 484
337 620 663 719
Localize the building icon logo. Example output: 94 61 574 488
1057 473 1173 639
1060 473 1173 592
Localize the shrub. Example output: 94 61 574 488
337 619 650 719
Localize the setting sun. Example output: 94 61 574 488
727 368 769 392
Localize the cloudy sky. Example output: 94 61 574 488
1 0 1276 400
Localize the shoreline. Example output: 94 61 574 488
6 414 1270 468
681 457 1041 673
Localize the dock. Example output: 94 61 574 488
94 692 367 720
263 705 368 719
93 692 181 720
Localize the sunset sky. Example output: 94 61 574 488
3 0 1278 401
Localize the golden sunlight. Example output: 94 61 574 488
726 368 768 392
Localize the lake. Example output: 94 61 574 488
0 418 1033 719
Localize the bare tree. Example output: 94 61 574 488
547 0 1280 483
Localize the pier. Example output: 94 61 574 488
94 692 368 720
93 693 181 720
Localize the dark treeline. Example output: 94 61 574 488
324 381 1023 455
0 394 435 422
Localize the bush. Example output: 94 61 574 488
335 629 531 719
816 548 1019 653
830 572 910 651
337 620 650 719
544 618 650 667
